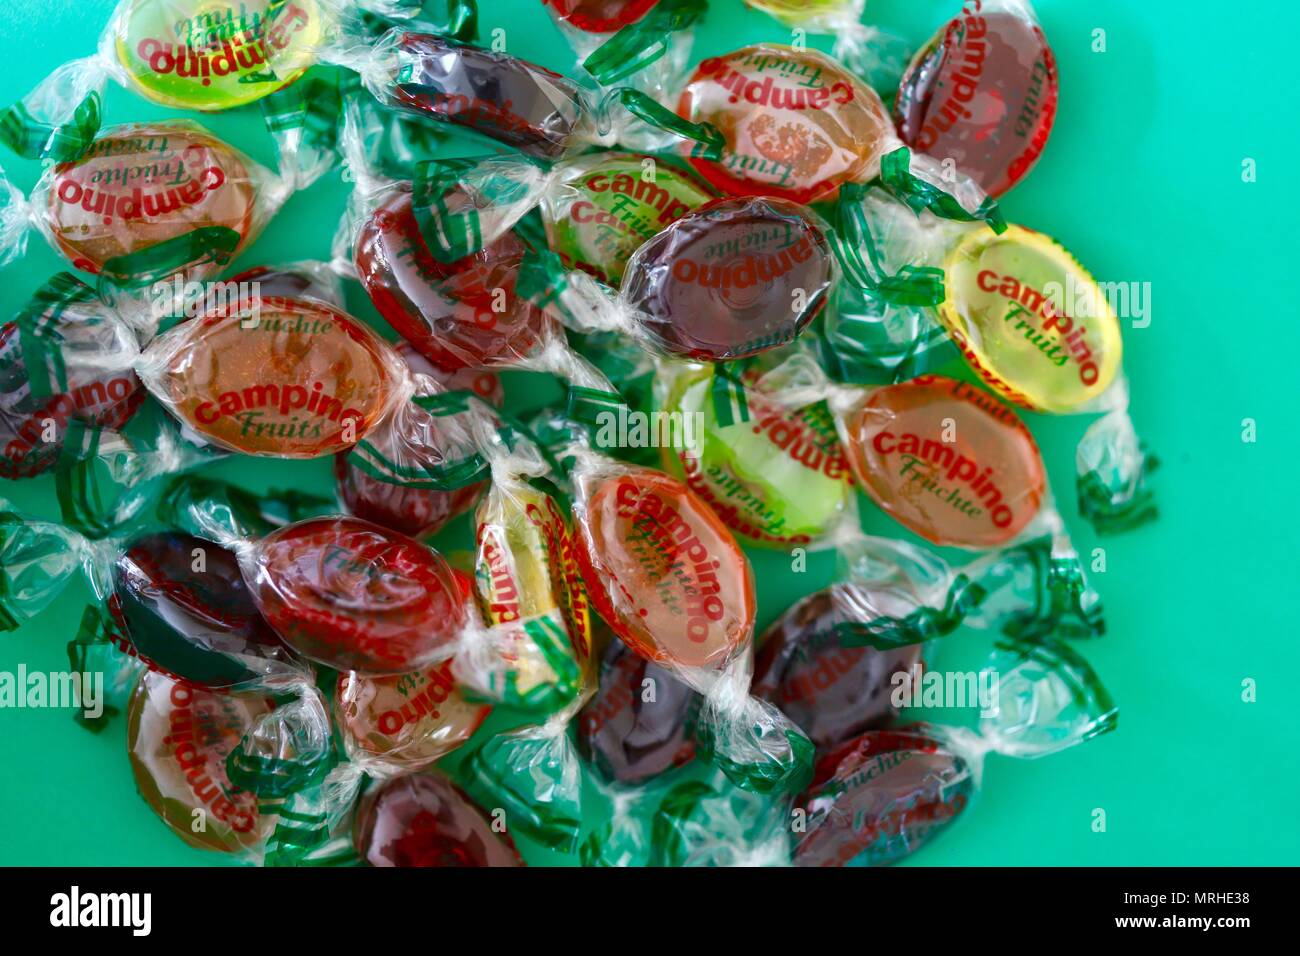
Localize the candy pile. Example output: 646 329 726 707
0 0 1153 867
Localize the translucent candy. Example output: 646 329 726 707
111 531 295 689
127 670 278 853
141 296 404 457
622 196 833 360
545 0 661 33
895 3 1058 198
243 516 469 674
540 152 714 285
577 638 700 783
352 773 525 866
0 278 144 479
573 467 754 671
112 0 325 111
841 375 1046 548
753 587 922 749
336 660 490 772
355 187 555 370
45 124 259 275
675 44 892 203
937 225 1122 413
795 727 973 866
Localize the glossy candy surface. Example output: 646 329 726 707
390 33 585 160
753 587 922 749
795 728 973 866
843 375 1045 548
356 188 554 371
127 671 276 853
46 124 257 276
148 297 400 457
111 532 294 688
545 0 659 33
399 342 505 406
578 639 700 783
676 45 892 204
336 660 489 771
623 197 833 360
474 483 593 711
574 467 754 671
353 773 525 866
114 0 324 111
939 225 1121 413
244 517 468 674
541 153 714 285
659 362 852 545
0 296 143 479
895 6 1057 198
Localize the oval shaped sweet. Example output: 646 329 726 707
46 124 257 275
939 225 1122 413
542 153 714 285
742 0 854 25
843 376 1045 548
111 532 294 689
0 297 143 479
473 483 593 711
244 517 467 674
114 0 324 111
147 296 400 457
577 638 700 783
353 773 525 867
336 660 489 772
676 45 892 204
127 671 277 853
795 728 973 866
356 188 555 371
659 363 852 545
573 468 754 671
545 0 659 33
390 33 584 160
753 587 922 750
623 197 832 360
895 7 1057 198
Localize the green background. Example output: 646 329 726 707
0 0 1296 866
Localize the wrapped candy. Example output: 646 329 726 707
521 195 836 362
652 354 855 547
158 477 477 675
794 636 1117 866
669 42 1008 219
895 0 1058 198
353 772 525 867
831 186 1156 533
561 439 813 794
0 121 287 297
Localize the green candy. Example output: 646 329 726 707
541 152 714 285
656 361 854 548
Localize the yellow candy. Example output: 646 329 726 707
939 225 1122 414
474 481 594 711
114 0 324 110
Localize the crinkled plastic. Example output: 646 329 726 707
794 636 1117 866
829 185 1157 533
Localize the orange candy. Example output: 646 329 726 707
676 44 892 205
46 124 258 275
842 376 1046 548
145 297 402 457
336 660 490 772
573 468 754 671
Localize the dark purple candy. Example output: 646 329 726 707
390 33 585 160
753 587 922 750
621 197 832 361
577 639 701 783
111 531 293 689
